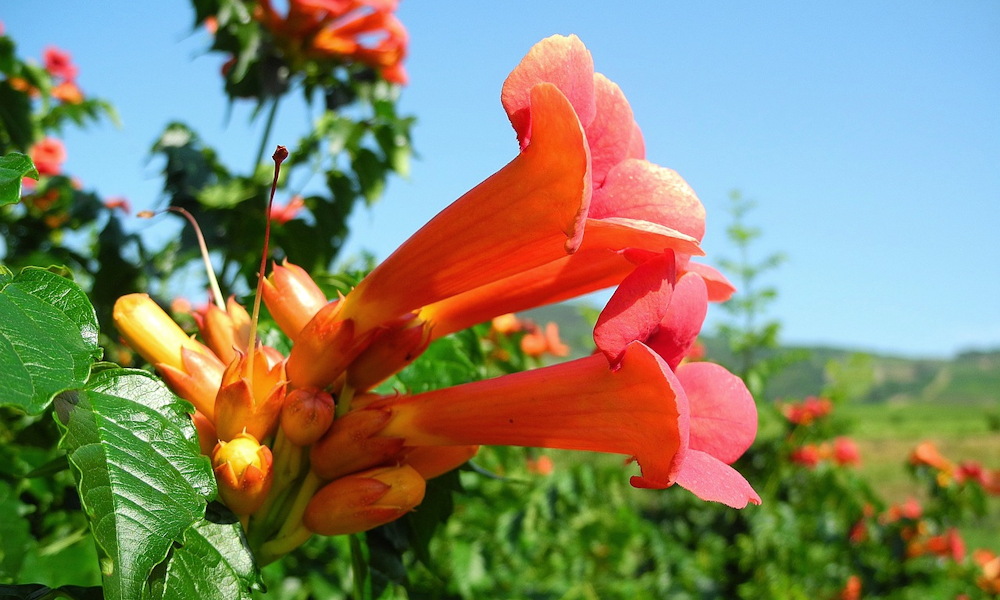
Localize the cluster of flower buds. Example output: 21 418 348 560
113 35 761 562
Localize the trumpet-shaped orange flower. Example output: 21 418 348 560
413 35 717 339
112 33 759 561
287 82 592 389
293 35 712 389
355 342 689 490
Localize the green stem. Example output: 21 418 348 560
274 471 322 541
256 525 312 567
249 429 303 540
350 534 369 600
335 383 355 419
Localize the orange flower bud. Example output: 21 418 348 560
403 445 479 480
212 432 274 515
200 296 251 365
310 409 405 480
280 388 335 446
286 301 365 390
262 260 328 341
158 347 224 420
303 465 426 536
191 410 218 457
214 345 287 441
113 293 219 371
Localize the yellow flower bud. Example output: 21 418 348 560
113 293 218 371
211 432 273 515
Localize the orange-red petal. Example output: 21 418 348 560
374 342 688 489
337 82 591 335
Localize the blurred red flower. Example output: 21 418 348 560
832 436 861 467
781 395 832 426
43 46 78 82
790 444 822 468
270 195 305 224
29 138 67 176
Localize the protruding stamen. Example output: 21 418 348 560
247 145 289 385
139 207 226 311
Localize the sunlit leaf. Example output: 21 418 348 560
145 515 261 600
0 152 37 206
0 267 101 415
54 369 216 600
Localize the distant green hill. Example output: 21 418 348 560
523 303 1000 406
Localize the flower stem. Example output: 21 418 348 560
335 383 355 418
256 525 312 567
274 470 322 541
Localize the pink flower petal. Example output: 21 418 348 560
645 272 708 369
589 159 706 244
594 252 676 367
586 74 635 187
501 34 597 149
676 362 757 464
682 262 736 302
673 449 761 508
626 121 645 159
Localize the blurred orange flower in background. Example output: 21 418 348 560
256 0 408 84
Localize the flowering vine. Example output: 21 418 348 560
113 34 760 566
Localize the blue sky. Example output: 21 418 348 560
5 1 999 358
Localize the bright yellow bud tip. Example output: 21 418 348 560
212 432 274 515
113 293 216 371
303 465 426 536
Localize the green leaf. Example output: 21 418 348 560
0 81 35 150
196 179 257 209
53 369 216 600
145 516 261 600
0 480 33 581
0 152 37 206
0 267 102 415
